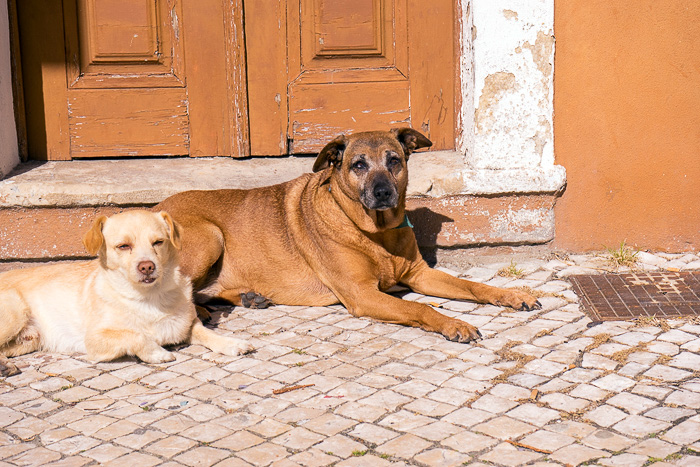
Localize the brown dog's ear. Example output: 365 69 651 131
391 128 432 157
159 211 182 250
83 215 108 255
313 134 347 172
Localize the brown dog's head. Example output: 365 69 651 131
313 128 431 230
83 210 182 288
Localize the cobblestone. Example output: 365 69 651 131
1 252 699 465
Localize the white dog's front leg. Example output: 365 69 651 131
189 320 253 356
86 328 175 363
135 341 176 364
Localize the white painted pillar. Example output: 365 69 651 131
456 0 564 194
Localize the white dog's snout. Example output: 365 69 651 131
138 260 156 275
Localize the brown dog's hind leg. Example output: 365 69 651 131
173 220 226 323
172 219 225 286
195 305 212 322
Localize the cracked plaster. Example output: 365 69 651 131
459 0 561 189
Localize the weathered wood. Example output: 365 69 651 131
64 0 185 89
68 89 189 157
16 0 71 160
408 0 456 149
16 0 455 159
245 0 289 155
182 0 249 157
7 0 27 162
223 0 251 157
16 0 254 159
288 81 410 153
246 0 455 155
286 0 411 153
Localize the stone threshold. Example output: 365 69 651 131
0 151 566 208
0 153 566 260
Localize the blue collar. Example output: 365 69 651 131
393 214 413 229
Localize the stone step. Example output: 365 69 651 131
0 153 564 261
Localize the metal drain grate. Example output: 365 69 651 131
569 271 700 321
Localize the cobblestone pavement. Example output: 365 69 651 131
2 252 700 467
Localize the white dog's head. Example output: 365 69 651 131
83 210 182 287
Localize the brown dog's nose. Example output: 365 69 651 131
373 183 393 202
138 261 155 275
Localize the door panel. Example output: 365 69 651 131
288 0 409 153
244 0 289 155
302 0 404 69
406 0 456 150
63 0 188 157
17 0 248 159
68 89 188 157
289 81 409 150
246 0 454 155
66 0 184 88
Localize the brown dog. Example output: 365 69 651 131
155 129 540 342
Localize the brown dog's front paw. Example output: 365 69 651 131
241 292 272 309
441 319 482 343
496 289 542 311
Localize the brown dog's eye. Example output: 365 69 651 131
352 160 368 171
117 244 131 251
387 156 401 167
153 240 164 247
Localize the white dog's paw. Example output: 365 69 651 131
140 347 176 364
222 338 254 356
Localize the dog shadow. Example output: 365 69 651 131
406 207 454 267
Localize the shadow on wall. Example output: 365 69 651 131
407 207 453 266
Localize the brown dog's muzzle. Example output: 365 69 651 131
362 174 398 211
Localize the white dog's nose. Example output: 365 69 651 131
138 261 156 275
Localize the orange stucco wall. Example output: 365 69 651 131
554 1 700 252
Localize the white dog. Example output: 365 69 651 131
0 210 252 377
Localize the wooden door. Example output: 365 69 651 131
17 0 248 160
246 0 456 155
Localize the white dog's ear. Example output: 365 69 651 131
83 216 108 255
159 211 182 250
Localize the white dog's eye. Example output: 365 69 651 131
153 240 164 247
117 244 132 251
